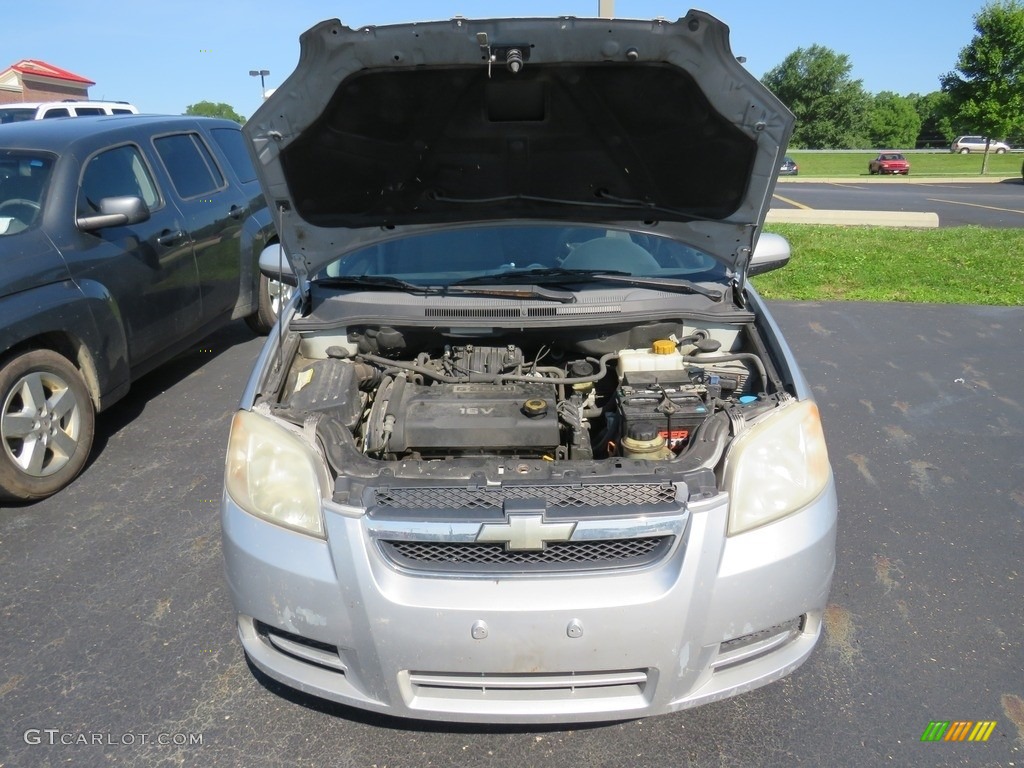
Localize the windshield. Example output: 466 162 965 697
0 151 54 236
314 224 727 286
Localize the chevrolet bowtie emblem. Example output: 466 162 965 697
476 514 576 551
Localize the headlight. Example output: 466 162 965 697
723 400 831 536
225 410 325 537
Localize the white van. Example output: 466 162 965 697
950 135 1011 154
0 100 138 123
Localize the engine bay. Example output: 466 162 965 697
261 318 789 475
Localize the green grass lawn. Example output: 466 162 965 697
785 151 1024 177
752 224 1024 306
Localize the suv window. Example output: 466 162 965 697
153 133 225 199
74 107 105 116
209 127 257 183
42 108 70 119
78 144 160 216
0 107 35 124
0 151 54 235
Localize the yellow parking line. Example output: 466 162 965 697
927 197 1024 215
772 193 812 210
826 182 868 189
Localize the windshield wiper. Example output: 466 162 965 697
450 267 630 287
586 273 724 300
313 274 575 303
450 268 722 300
313 275 442 295
444 284 576 303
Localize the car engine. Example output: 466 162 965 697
269 322 779 466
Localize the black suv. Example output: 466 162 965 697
0 115 279 501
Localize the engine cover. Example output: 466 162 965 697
377 379 560 454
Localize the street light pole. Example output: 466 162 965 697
248 69 270 99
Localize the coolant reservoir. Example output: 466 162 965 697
617 339 684 374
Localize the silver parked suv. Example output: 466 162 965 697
951 135 1010 153
222 11 837 723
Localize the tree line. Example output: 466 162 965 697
760 0 1024 157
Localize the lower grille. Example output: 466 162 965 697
379 536 672 573
404 669 649 705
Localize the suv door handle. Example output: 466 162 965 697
229 205 248 220
157 229 186 246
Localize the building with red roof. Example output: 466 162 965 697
0 59 94 105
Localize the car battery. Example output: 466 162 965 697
617 385 708 449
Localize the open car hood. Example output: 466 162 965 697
244 11 794 283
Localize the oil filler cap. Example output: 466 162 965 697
522 398 549 417
652 339 676 355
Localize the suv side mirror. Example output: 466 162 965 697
748 232 791 276
77 195 151 231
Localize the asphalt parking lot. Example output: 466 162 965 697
1 302 1022 768
772 177 1024 228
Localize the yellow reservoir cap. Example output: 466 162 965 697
652 339 676 355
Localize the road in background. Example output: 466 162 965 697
772 179 1024 227
1 306 1022 767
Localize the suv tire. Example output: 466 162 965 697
244 272 293 335
0 350 95 501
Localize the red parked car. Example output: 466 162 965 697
868 152 910 175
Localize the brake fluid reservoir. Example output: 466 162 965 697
617 339 684 376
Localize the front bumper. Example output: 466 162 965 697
222 481 836 723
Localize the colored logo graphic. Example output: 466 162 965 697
921 721 997 742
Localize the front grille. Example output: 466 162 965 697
372 483 678 511
380 536 671 573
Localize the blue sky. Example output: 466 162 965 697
1 1 991 120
